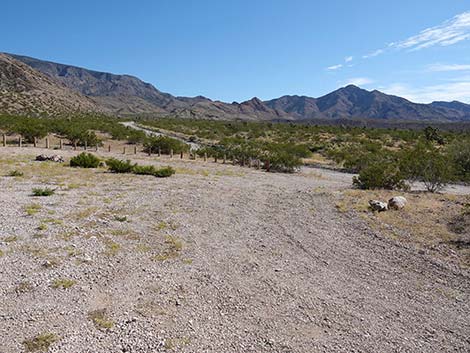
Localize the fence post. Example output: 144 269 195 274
223 154 226 164
148 147 151 156
123 147 126 154
2 134 6 147
265 160 270 172
158 147 161 157
59 139 63 149
204 152 207 162
180 151 183 159
18 137 22 148
46 137 49 149
74 141 77 150
84 141 87 150
170 149 173 158
134 145 137 154
34 137 37 148
95 144 98 152
108 145 111 152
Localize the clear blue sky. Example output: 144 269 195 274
2 0 470 103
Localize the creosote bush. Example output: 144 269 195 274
106 158 175 178
70 152 101 168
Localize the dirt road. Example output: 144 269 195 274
0 148 468 352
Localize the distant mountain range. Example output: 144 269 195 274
1 52 470 121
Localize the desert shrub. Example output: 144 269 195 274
401 141 454 192
447 139 470 182
107 159 176 178
32 187 55 196
353 157 408 190
132 165 158 175
12 119 49 143
70 153 101 168
7 170 24 177
152 166 176 178
133 165 175 177
106 158 135 173
143 136 189 154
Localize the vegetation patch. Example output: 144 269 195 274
107 158 175 178
23 333 58 352
70 152 101 168
32 187 55 197
51 278 76 289
25 203 42 216
88 309 114 330
7 169 24 177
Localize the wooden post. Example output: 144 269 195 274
223 154 226 164
45 137 49 149
265 160 270 172
33 137 37 148
204 153 207 162
84 141 87 150
95 144 98 152
123 147 126 154
74 141 77 150
18 137 22 148
180 151 183 159
59 139 63 149
158 147 161 157
134 145 137 154
170 149 173 158
2 134 6 147
148 147 151 156
108 145 111 152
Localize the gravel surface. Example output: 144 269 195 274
0 147 469 352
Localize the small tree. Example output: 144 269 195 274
401 141 454 192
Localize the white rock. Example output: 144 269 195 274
388 196 407 210
369 200 388 212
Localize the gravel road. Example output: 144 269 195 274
0 147 469 352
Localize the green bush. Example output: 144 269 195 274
107 159 176 178
32 187 55 196
143 136 189 154
353 158 408 190
70 153 101 168
447 139 470 182
106 158 135 173
152 166 176 178
132 165 158 175
7 170 24 177
402 141 454 192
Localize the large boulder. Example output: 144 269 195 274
388 196 407 210
369 200 388 212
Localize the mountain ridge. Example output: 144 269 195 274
2 53 470 121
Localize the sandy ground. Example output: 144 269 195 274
0 146 469 353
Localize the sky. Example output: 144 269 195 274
2 0 470 103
